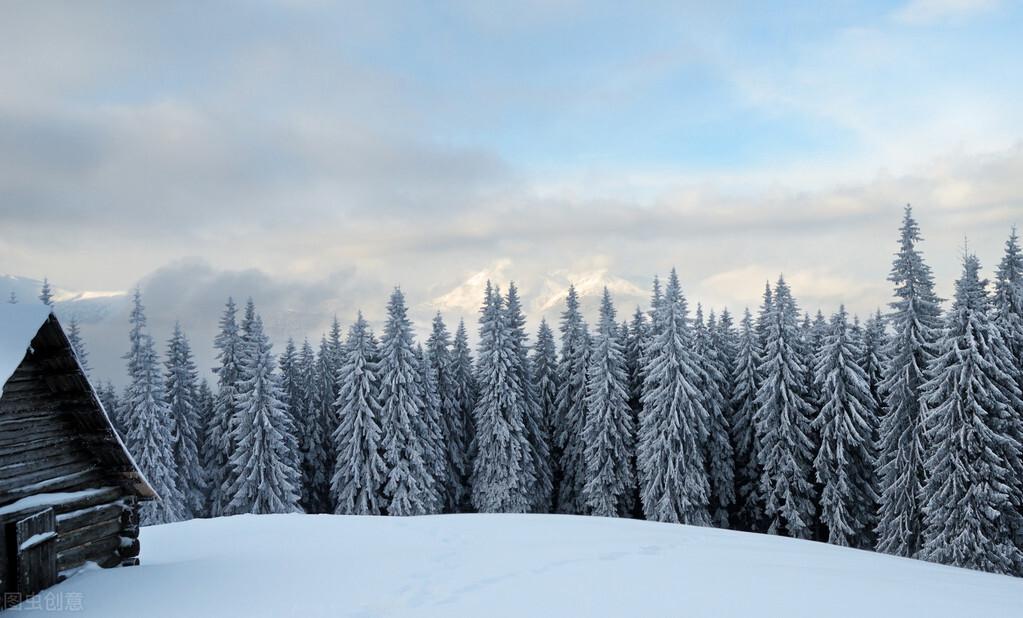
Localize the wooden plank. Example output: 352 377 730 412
56 502 124 532
56 534 121 572
15 508 57 597
0 462 99 495
56 517 122 553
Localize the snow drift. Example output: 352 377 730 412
18 513 1023 616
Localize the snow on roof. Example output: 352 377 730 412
0 302 53 389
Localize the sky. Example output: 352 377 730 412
2 0 1023 382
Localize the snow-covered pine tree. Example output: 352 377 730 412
298 337 335 514
994 228 1023 389
582 288 635 517
730 308 762 531
637 269 711 525
67 315 90 378
418 344 447 514
623 307 647 516
555 284 591 514
326 316 345 398
122 288 186 524
533 318 560 512
427 313 465 512
226 315 303 514
860 309 888 548
450 319 477 509
203 298 244 516
196 378 215 513
379 288 437 515
332 312 387 515
876 206 944 558
97 380 121 434
279 338 302 432
756 282 773 352
164 322 206 518
696 307 735 528
6 291 15 304
506 283 551 512
471 283 535 513
39 277 53 306
920 253 1023 575
754 275 816 539
812 306 879 548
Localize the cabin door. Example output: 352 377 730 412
13 508 58 599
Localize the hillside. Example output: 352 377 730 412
18 514 1023 617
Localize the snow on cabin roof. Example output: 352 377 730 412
0 302 156 500
0 302 54 388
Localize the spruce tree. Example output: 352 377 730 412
7 291 15 304
920 254 1023 574
427 313 466 512
876 206 943 557
39 277 53 306
165 322 206 518
555 284 591 514
471 283 535 513
506 283 551 512
418 344 447 514
730 308 762 531
637 269 711 525
204 298 243 516
994 228 1023 389
533 319 560 513
754 276 816 538
332 313 387 515
696 307 735 528
812 306 879 548
450 319 477 509
378 288 437 515
122 288 186 524
67 315 90 378
226 315 303 514
299 337 336 513
97 380 121 435
583 288 635 517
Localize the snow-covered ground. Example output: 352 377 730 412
20 513 1023 616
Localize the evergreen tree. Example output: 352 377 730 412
226 315 303 514
533 319 560 513
695 307 735 528
67 315 90 378
279 339 302 430
812 306 879 548
418 344 447 514
471 283 535 512
754 276 816 538
97 380 121 435
994 228 1023 390
165 323 206 518
555 284 591 514
204 298 244 516
920 254 1023 574
39 277 53 306
7 291 16 304
876 206 944 557
378 288 437 515
300 337 336 513
196 377 215 513
450 319 477 510
637 269 711 525
427 313 466 512
332 313 387 515
730 308 762 531
122 288 186 524
506 283 551 512
583 288 635 517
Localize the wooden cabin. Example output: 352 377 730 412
0 304 154 606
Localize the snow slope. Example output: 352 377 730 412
19 514 1023 617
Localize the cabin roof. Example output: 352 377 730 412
0 303 156 499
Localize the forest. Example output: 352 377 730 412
29 205 1023 578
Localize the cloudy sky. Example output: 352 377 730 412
2 0 1022 382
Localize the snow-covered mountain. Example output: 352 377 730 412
0 274 128 323
20 513 1023 616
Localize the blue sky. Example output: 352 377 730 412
2 0 1022 379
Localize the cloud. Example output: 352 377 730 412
894 0 1001 23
